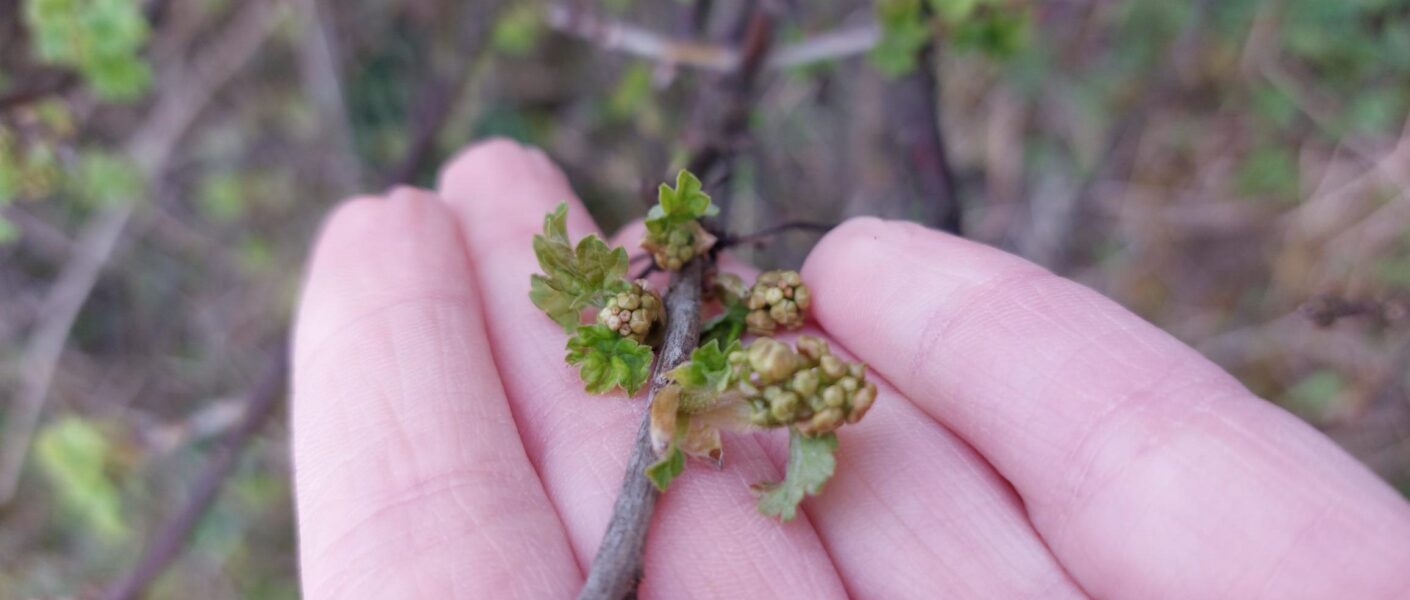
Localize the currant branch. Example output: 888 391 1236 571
529 169 879 598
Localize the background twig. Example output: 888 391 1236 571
101 345 289 600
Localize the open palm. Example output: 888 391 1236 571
291 139 1410 599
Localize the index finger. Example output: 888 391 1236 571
802 217 1410 598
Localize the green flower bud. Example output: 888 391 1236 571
821 385 846 408
848 382 877 424
745 270 811 335
791 369 820 397
769 390 802 422
819 354 846 381
748 338 798 383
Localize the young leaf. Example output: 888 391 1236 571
565 324 653 395
700 302 748 348
646 170 719 233
530 203 631 331
755 428 838 521
667 339 739 393
645 445 686 491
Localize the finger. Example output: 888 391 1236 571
623 224 1087 597
803 217 1410 598
436 139 847 598
292 188 580 598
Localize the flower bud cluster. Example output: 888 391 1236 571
727 336 876 436
643 220 716 271
596 279 662 343
745 270 811 335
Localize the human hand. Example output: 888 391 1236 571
291 139 1410 599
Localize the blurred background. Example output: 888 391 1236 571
3 0 1410 597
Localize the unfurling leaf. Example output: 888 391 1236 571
701 302 748 349
667 339 739 394
565 324 653 395
755 428 838 521
648 170 719 228
645 445 686 491
642 170 719 270
531 203 632 331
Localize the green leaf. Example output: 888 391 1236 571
24 0 153 102
755 428 838 521
929 0 977 23
700 302 748 348
870 0 930 77
34 416 128 542
530 203 631 331
646 170 718 234
645 445 686 491
668 339 739 393
565 324 654 395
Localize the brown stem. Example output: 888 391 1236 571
579 260 704 600
884 40 962 235
101 346 288 600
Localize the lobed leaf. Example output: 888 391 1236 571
565 324 653 395
755 428 838 521
530 203 631 331
645 169 719 234
667 339 739 393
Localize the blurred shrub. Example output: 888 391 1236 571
23 0 153 101
35 416 130 543
871 0 1032 77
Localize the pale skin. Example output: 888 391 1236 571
292 139 1410 599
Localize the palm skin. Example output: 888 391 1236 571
291 139 1410 599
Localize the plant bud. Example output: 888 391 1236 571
713 335 877 435
848 382 877 423
596 279 662 343
748 338 798 382
744 270 811 335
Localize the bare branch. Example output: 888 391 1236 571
546 3 874 72
884 38 962 234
